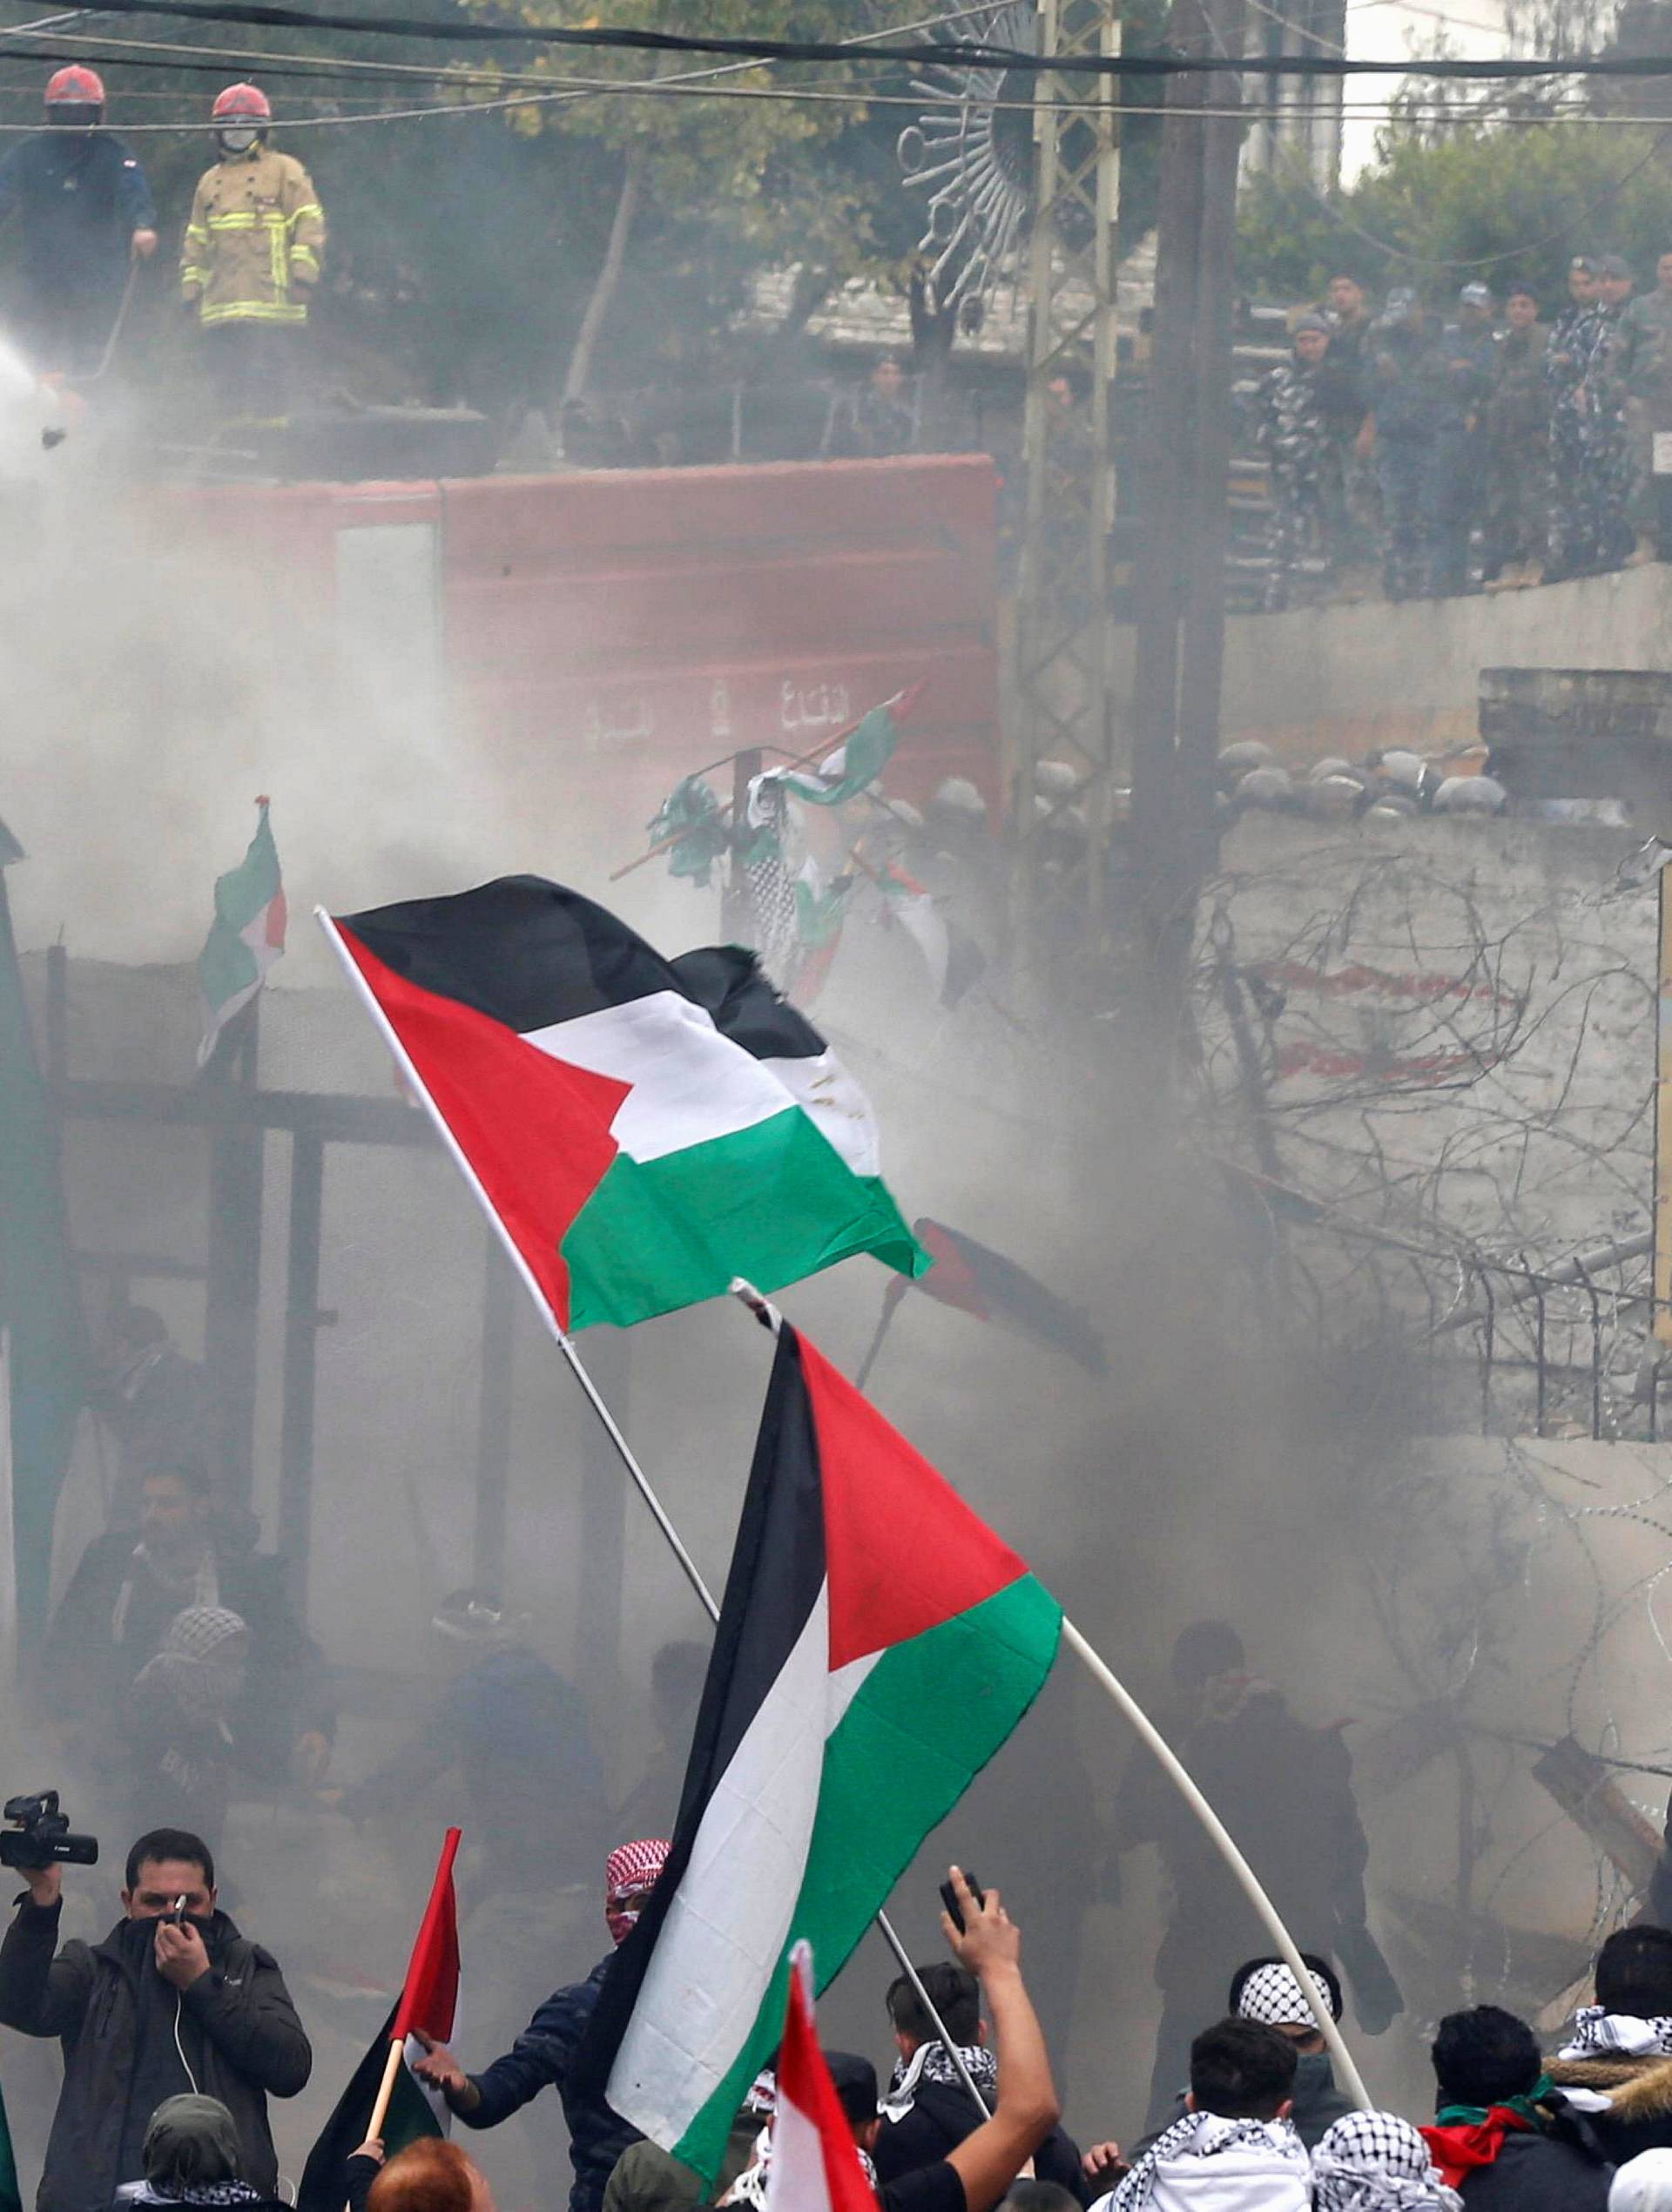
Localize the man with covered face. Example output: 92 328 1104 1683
0 1825 309 2212
411 1839 672 2212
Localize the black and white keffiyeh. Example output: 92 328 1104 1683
1560 2006 1672 2060
1311 2112 1462 2212
1110 2110 1310 2211
882 2040 999 2121
724 2119 876 2209
1237 1963 1336 2028
116 2186 264 2208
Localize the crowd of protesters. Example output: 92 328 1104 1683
1250 253 1672 610
17 1614 1672 2212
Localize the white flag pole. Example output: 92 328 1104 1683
315 912 991 2118
1058 1618 1372 2109
315 908 718 1613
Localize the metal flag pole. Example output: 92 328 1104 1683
314 911 993 2120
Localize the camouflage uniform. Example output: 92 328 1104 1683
1547 300 1635 577
1254 355 1339 609
1484 320 1549 577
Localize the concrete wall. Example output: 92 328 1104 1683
1108 563 1672 766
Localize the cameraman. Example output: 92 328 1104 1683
0 1824 311 2212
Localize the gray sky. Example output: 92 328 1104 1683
1341 0 1510 177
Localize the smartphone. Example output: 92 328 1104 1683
167 1896 188 1925
939 1872 986 1933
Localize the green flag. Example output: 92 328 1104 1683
198 799 287 1068
0 2063 22 2212
777 696 906 807
0 821 86 1655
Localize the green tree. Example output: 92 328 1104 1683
1237 121 1672 309
465 0 928 400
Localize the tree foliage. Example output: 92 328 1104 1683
1236 122 1672 310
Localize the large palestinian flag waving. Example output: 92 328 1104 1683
577 1323 1061 2183
327 879 926 1330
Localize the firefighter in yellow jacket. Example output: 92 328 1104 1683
181 83 324 420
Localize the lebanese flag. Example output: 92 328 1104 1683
578 1325 1060 2184
325 878 926 1331
296 1831 462 2212
766 1945 880 2212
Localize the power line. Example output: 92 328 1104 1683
0 70 1661 125
16 0 1672 83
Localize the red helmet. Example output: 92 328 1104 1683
44 65 104 108
211 82 271 124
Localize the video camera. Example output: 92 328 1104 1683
0 1791 98 1871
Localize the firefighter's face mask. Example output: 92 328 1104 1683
216 125 259 152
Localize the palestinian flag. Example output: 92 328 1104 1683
881 1217 1107 1376
325 879 926 1332
579 1323 1060 2183
766 681 925 810
198 798 286 1068
876 862 987 1009
297 1831 461 2212
764 1944 878 2212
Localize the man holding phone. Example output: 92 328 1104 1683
0 1824 310 2212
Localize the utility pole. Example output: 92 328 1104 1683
1009 0 1121 973
1128 0 1246 1033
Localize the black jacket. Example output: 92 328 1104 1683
458 1954 637 2212
873 2079 1089 2205
0 132 153 301
0 1898 311 2212
1454 2128 1611 2209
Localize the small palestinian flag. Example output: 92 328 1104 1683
764 1944 877 2212
297 1831 461 2212
578 1322 1060 2183
197 798 286 1068
766 681 925 810
877 862 987 1009
880 1218 1107 1377
324 879 926 1331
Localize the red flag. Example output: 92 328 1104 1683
766 1944 880 2212
392 1828 462 2045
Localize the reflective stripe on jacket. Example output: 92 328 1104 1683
180 144 325 326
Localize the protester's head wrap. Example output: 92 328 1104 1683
1458 281 1493 308
1312 2114 1462 2212
143 2097 242 2191
1613 2148 1672 2211
605 1838 671 1945
132 1607 248 1723
1236 1963 1338 2028
1562 2006 1672 2060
